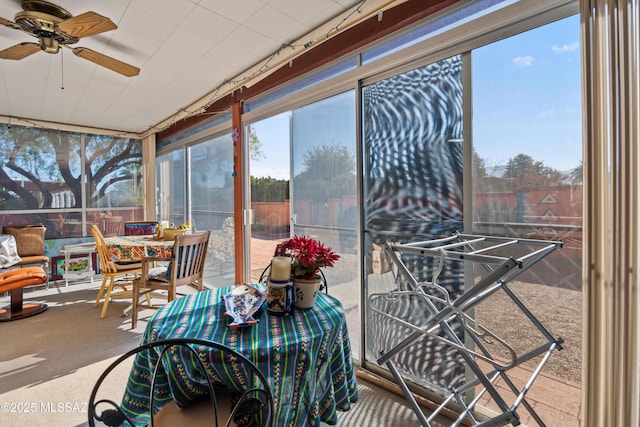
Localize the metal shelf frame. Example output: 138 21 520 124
369 233 564 427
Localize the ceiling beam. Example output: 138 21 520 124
0 115 139 139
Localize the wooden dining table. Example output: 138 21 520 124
120 284 359 426
103 235 174 262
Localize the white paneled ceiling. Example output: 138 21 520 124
0 0 366 134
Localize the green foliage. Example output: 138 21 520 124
294 143 356 202
299 143 355 178
473 150 487 177
0 123 142 210
502 153 565 186
473 152 582 224
250 176 289 202
247 125 265 161
569 160 583 184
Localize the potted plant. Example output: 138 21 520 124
274 235 340 309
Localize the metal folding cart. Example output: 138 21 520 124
368 233 565 426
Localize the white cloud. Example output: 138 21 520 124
539 107 579 118
552 42 579 53
512 55 534 67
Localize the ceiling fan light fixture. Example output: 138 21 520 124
0 1 139 77
15 10 60 34
39 36 59 53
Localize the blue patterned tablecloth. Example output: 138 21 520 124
121 285 359 426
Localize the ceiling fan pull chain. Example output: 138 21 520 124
60 47 64 90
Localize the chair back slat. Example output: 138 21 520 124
131 231 211 328
103 216 124 237
91 225 118 273
170 232 210 289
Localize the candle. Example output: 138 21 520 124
161 221 169 229
271 256 291 281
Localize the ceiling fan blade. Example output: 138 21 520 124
0 16 20 30
0 42 40 60
72 47 140 77
58 11 117 39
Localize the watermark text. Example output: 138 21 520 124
0 401 88 413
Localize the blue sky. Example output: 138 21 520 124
472 14 581 172
249 91 356 180
249 112 290 180
248 14 582 179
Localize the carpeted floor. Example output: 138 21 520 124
0 278 445 427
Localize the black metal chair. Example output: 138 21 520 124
88 338 274 427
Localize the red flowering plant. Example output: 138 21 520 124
274 235 340 280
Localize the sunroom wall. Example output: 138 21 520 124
156 1 585 424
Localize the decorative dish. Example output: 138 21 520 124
222 284 266 328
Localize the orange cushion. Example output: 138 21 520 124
0 267 47 293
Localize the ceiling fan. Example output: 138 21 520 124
0 0 139 77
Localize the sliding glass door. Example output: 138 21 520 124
246 113 291 283
361 13 582 425
244 92 359 353
156 132 235 288
362 56 465 390
188 134 235 286
470 14 582 420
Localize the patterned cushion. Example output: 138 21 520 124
124 222 158 236
0 235 22 268
148 266 170 282
4 225 45 256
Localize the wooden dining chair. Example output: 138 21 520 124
87 338 274 427
131 231 211 328
103 216 124 237
91 225 142 319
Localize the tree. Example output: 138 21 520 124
247 125 265 161
250 176 289 202
294 143 356 201
0 125 55 209
473 149 488 178
569 160 583 184
502 153 565 186
297 143 355 181
0 124 142 210
292 143 356 226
